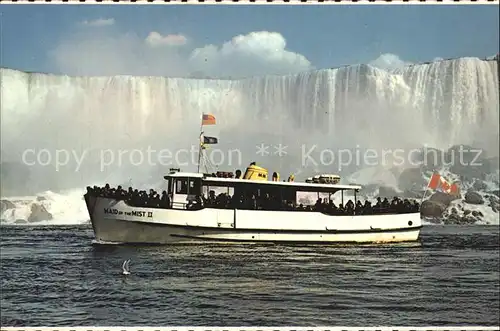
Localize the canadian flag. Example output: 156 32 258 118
428 173 459 195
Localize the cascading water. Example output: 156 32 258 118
0 56 499 225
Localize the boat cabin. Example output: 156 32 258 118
165 171 204 209
163 165 361 211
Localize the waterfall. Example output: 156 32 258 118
1 56 498 194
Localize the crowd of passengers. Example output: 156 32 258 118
86 184 171 208
201 190 419 215
86 184 420 215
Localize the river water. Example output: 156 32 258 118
1 225 498 326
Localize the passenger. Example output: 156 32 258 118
328 200 337 213
116 185 124 198
161 191 169 207
345 200 354 215
356 200 363 212
373 197 382 214
195 195 203 208
412 201 420 212
208 190 216 206
363 200 372 214
382 197 390 209
337 203 344 215
401 199 410 213
314 198 323 212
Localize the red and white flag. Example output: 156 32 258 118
427 173 459 195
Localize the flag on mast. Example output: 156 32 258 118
203 136 218 144
199 132 218 150
427 173 459 195
201 113 216 126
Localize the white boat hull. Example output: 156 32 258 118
85 196 422 245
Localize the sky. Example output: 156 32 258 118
0 4 498 77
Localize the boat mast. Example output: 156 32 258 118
197 114 204 173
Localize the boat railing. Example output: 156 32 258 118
171 202 186 209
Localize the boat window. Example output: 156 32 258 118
189 178 202 195
175 179 188 194
202 185 234 197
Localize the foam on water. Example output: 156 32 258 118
1 189 89 225
450 200 499 225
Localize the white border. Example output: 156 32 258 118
0 2 498 331
1 328 500 331
0 0 499 4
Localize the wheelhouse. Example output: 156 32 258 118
164 171 204 209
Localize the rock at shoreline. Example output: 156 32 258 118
472 179 487 191
421 200 447 217
486 194 500 213
428 191 459 206
0 199 15 213
441 204 485 225
421 191 461 218
489 190 500 198
27 203 53 223
464 191 484 205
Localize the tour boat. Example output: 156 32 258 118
84 113 422 245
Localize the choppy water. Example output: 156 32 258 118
1 225 499 326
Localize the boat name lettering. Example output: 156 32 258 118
104 208 123 215
103 208 153 218
126 210 153 218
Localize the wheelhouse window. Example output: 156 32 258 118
175 179 188 194
174 177 202 195
189 178 202 195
